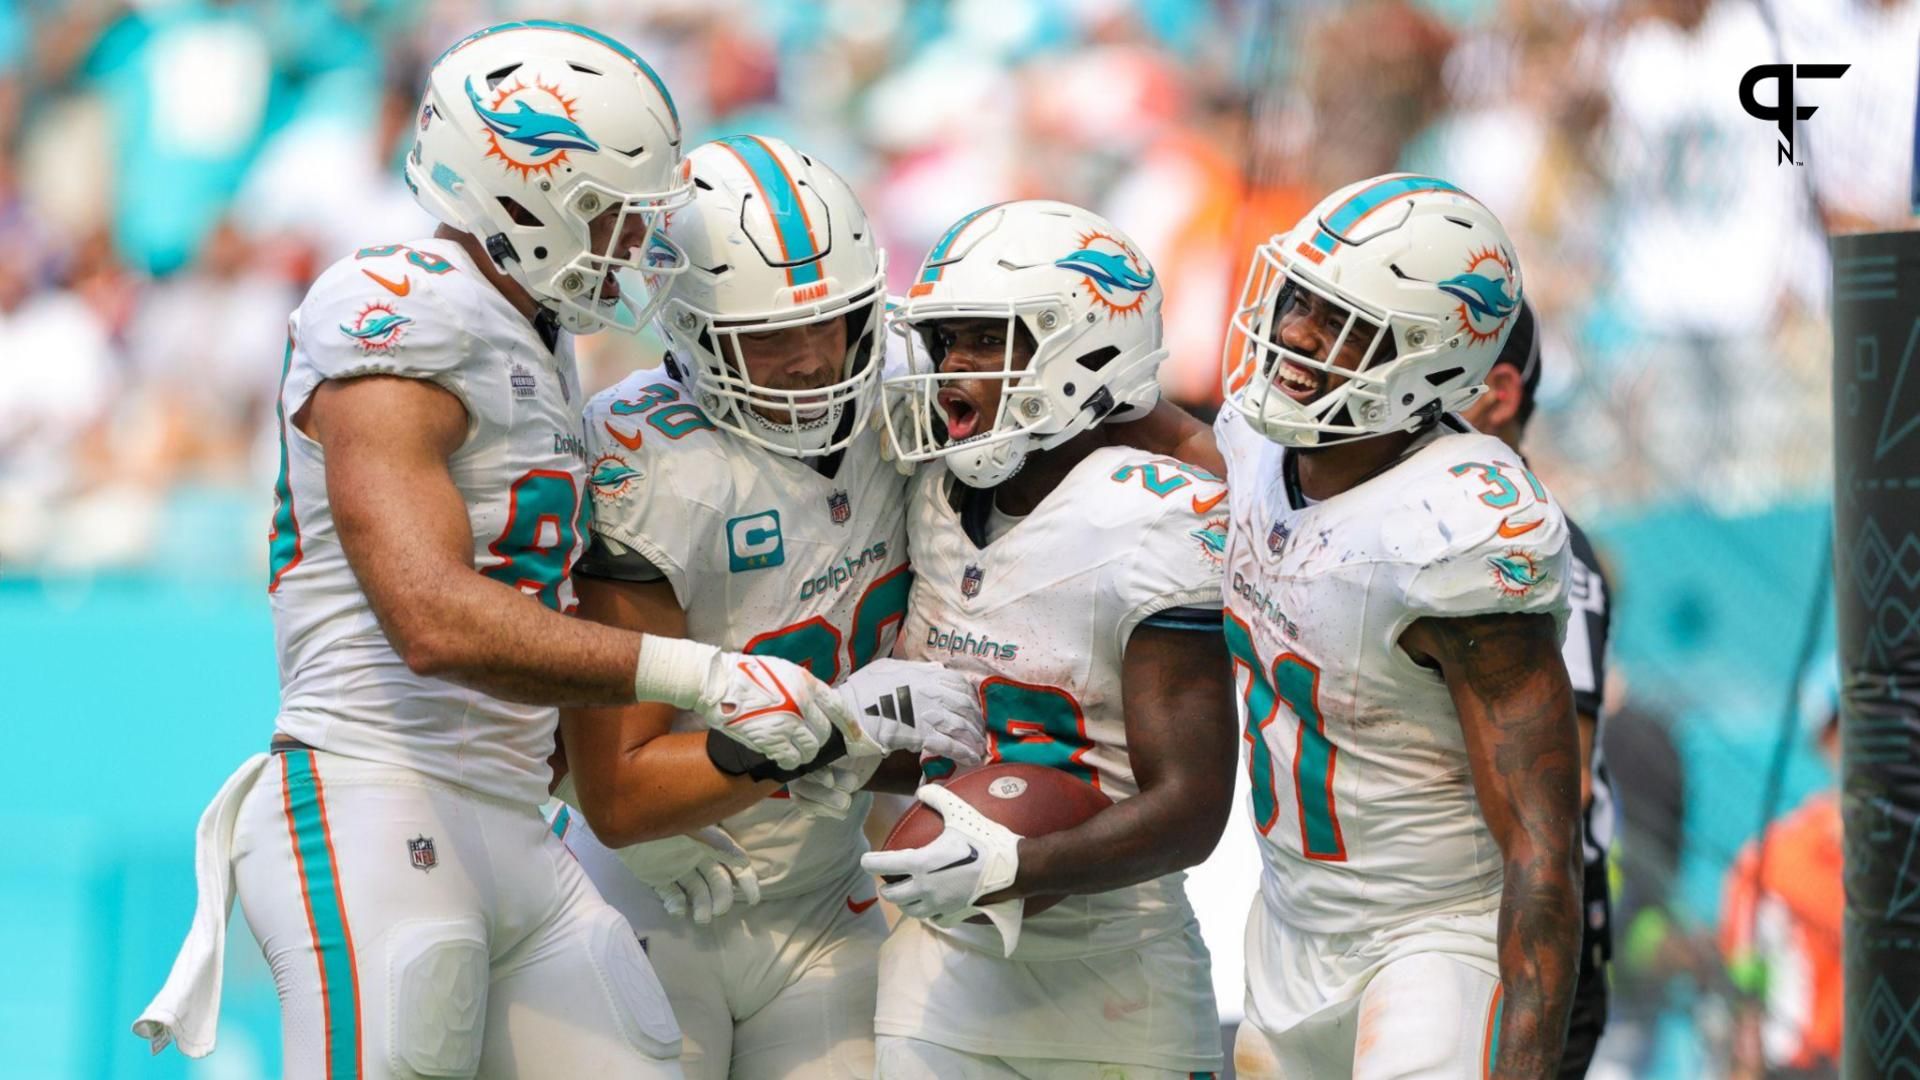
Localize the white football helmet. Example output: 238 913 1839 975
659 136 886 458
883 201 1166 488
406 19 694 334
1222 173 1523 447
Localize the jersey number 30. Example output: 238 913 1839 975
1224 613 1346 861
742 564 914 682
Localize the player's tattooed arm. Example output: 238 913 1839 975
314 374 650 705
1403 611 1581 1080
981 622 1238 902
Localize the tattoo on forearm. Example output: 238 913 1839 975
1429 614 1582 1078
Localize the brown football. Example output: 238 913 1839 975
881 762 1114 918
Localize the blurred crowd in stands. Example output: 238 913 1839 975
0 0 1911 571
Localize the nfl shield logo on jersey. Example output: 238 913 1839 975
408 835 438 873
828 490 851 525
1267 521 1291 556
961 565 984 598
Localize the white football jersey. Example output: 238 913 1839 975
270 238 591 807
581 364 912 897
896 446 1226 960
1215 408 1571 934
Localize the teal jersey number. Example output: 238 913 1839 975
610 383 716 440
981 677 1096 787
1111 459 1221 498
1449 461 1548 509
743 563 915 683
850 564 914 670
482 470 584 611
746 616 844 683
1224 613 1346 860
354 243 456 274
268 336 303 591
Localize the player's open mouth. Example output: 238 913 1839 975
597 273 622 304
1275 359 1321 403
939 388 982 441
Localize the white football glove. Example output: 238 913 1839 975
616 828 762 926
859 785 1024 955
633 636 848 771
699 652 846 770
785 753 879 819
833 659 986 765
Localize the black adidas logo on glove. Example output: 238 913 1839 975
863 686 917 727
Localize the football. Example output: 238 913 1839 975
881 762 1114 917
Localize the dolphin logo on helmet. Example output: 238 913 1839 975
464 77 600 156
1437 268 1517 325
1054 248 1157 296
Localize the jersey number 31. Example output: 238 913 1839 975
1224 613 1346 861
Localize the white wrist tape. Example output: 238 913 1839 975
633 635 721 709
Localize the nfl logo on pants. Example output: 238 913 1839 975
408 835 437 872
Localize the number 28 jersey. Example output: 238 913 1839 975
269 239 591 807
1215 410 1571 934
896 446 1226 960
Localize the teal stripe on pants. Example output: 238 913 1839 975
284 750 362 1078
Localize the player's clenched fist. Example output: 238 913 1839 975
833 658 986 764
632 634 846 769
703 653 844 769
861 785 1024 954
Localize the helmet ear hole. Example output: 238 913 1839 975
1076 346 1120 372
1424 367 1463 387
497 197 544 227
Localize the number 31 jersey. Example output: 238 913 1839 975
895 446 1226 960
1215 409 1571 934
580 364 913 897
269 239 591 807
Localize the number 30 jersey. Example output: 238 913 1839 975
1215 409 1571 935
580 364 913 897
269 239 592 807
895 446 1226 960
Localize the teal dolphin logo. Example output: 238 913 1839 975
465 76 599 157
339 304 412 352
1055 248 1157 297
591 459 639 488
1438 257 1518 327
1487 549 1546 597
1191 519 1228 564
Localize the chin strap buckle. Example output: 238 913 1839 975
484 232 518 269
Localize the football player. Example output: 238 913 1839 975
133 26 907 1077
861 200 1238 1079
554 135 986 1080
1458 299 1615 1078
1216 175 1582 1078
